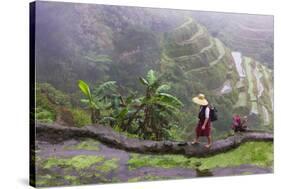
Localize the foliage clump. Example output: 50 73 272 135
78 69 183 140
70 108 92 127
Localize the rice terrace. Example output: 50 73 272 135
30 1 274 187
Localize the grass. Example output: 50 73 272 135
261 64 272 85
255 65 264 96
128 154 192 170
210 38 225 66
196 142 272 170
235 79 245 89
186 58 228 90
261 105 270 126
176 22 203 43
251 102 259 114
260 64 273 110
71 108 91 127
43 155 105 170
35 107 55 124
38 155 120 186
36 173 66 187
64 175 81 185
96 158 119 173
64 139 100 151
166 23 210 57
234 91 247 107
36 174 53 186
243 57 257 101
128 175 181 182
128 142 273 171
241 171 254 175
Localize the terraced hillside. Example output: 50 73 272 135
162 18 235 92
220 16 273 68
233 53 273 128
238 57 273 125
159 17 273 137
191 12 273 68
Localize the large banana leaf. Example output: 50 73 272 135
78 80 92 102
154 100 180 112
117 108 129 119
157 92 183 107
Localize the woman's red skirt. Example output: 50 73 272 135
196 119 211 137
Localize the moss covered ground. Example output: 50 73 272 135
128 142 273 171
43 155 105 170
37 154 120 187
63 139 100 151
36 138 273 187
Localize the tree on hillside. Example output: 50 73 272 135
78 80 117 124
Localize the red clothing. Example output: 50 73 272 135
232 115 246 132
196 118 211 137
196 106 211 137
233 115 241 125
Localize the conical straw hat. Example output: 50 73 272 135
192 93 208 106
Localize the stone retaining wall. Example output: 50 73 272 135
35 123 273 157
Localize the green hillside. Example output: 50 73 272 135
191 12 273 68
35 2 273 140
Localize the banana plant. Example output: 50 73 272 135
78 80 116 124
127 70 183 140
101 93 138 130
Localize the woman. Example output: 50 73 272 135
191 93 212 148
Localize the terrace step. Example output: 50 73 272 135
36 123 273 158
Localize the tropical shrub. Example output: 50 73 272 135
35 107 55 123
36 83 71 107
77 80 117 124
71 108 91 127
125 69 184 140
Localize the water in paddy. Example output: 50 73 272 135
232 51 245 78
35 138 272 187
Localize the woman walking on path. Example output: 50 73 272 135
191 94 212 148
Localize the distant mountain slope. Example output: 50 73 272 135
190 12 273 68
